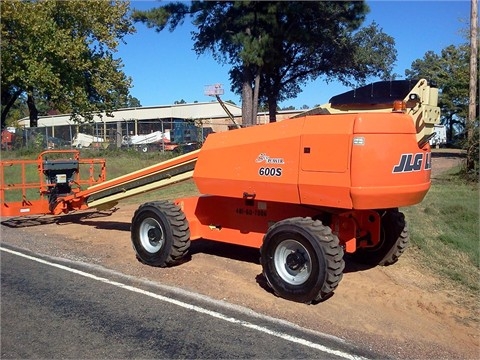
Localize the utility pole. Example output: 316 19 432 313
467 0 478 171
468 0 478 138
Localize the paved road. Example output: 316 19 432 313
1 244 376 359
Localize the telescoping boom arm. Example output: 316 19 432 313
81 150 199 210
0 150 199 217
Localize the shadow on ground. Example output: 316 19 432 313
1 208 120 229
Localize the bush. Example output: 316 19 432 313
461 120 479 182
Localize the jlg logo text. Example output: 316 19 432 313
392 153 432 173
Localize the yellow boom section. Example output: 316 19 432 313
71 150 199 210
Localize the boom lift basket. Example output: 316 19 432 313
0 150 106 216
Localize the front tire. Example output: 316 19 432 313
131 201 190 267
260 217 344 304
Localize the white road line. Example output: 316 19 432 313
1 246 367 360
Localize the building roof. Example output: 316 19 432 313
18 101 243 127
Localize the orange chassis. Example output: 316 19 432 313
177 195 380 255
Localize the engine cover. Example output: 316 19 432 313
193 112 431 210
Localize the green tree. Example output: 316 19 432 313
124 95 142 108
1 0 135 129
406 45 471 141
133 1 396 125
406 43 479 180
4 90 78 128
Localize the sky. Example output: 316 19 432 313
117 0 473 109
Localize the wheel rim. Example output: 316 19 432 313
139 217 164 253
274 239 312 285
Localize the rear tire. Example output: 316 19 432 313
351 209 409 266
131 201 190 267
260 217 344 304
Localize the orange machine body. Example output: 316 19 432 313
179 111 431 251
129 79 439 303
193 112 431 210
1 112 432 254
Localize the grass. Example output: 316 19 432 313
1 160 40 202
402 166 479 293
2 149 478 295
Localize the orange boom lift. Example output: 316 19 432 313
1 79 440 303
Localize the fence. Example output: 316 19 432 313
1 119 212 152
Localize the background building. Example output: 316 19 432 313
11 101 303 150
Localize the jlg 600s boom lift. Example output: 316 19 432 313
1 79 440 303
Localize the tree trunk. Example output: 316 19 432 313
268 95 277 123
242 83 253 127
447 116 454 143
27 92 39 127
241 65 254 127
1 89 23 130
252 70 260 126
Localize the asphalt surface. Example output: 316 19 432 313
1 244 377 359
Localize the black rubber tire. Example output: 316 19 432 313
131 201 190 267
350 209 409 266
260 217 345 304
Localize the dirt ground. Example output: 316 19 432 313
1 149 478 359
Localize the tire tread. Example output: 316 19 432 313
261 217 345 304
131 200 190 267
